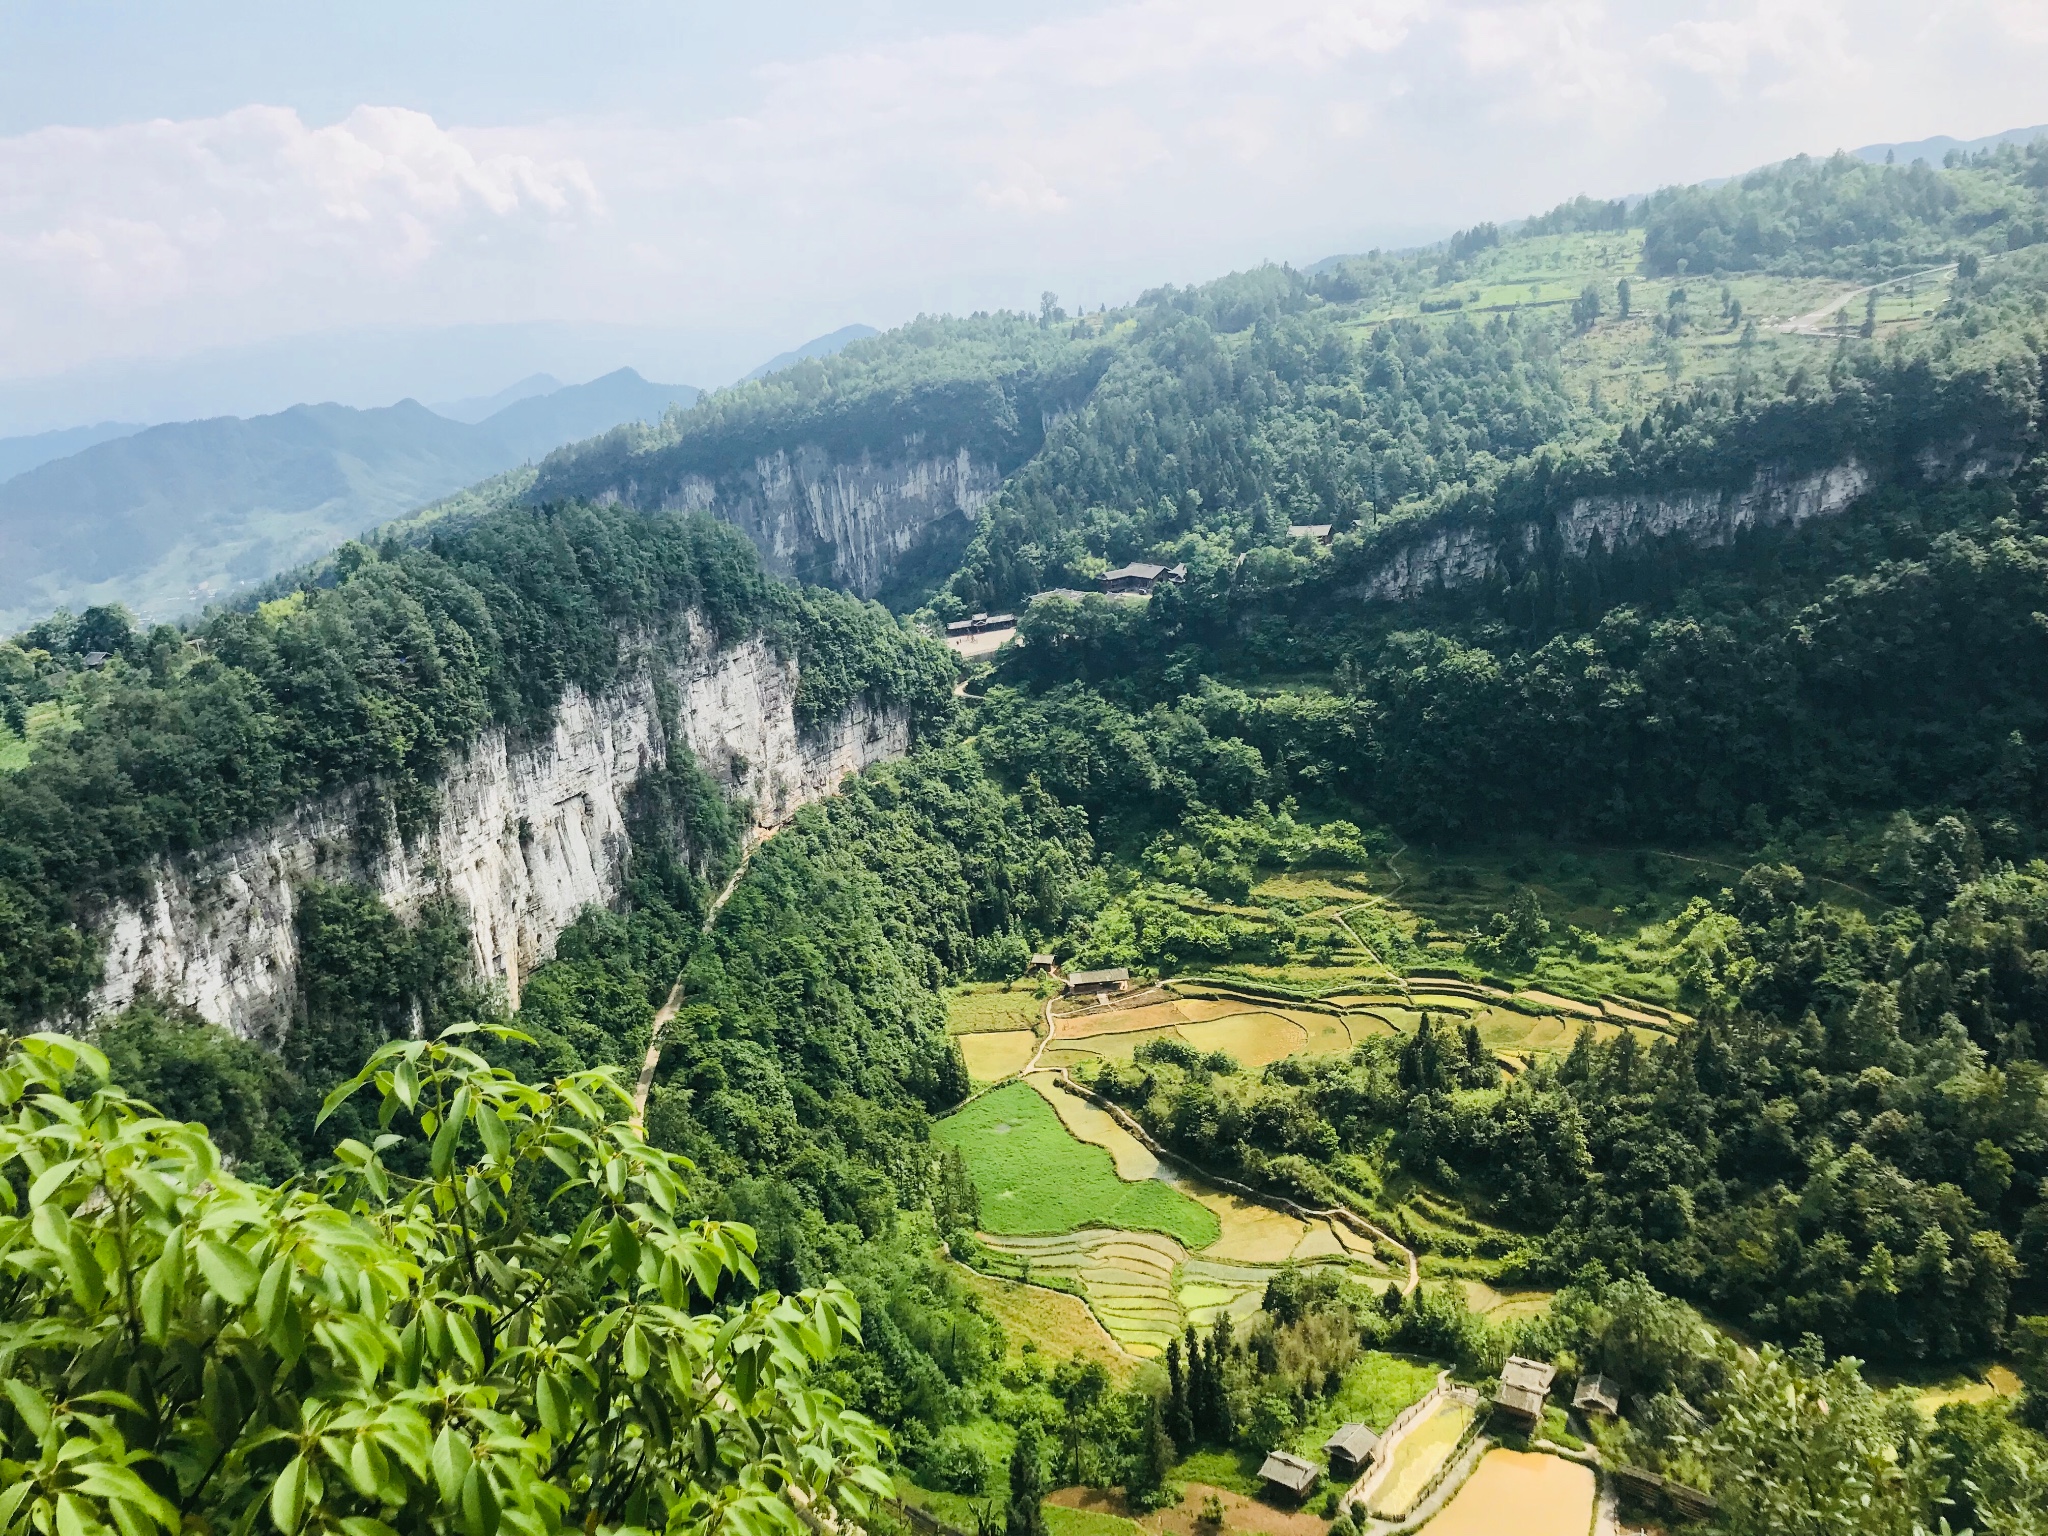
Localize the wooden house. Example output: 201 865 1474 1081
1322 1422 1380 1479
1256 1450 1320 1502
1099 562 1187 596
1572 1373 1621 1419
1064 967 1129 996
1286 524 1334 546
1494 1356 1557 1429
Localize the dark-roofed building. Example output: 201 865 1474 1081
1322 1423 1380 1479
943 612 1016 637
1572 1374 1621 1419
81 650 110 669
1256 1450 1320 1501
1100 562 1187 596
1027 953 1057 973
1286 524 1334 546
1494 1356 1557 1428
1064 967 1129 996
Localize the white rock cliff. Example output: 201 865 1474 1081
88 621 911 1038
641 445 998 596
1347 461 1875 602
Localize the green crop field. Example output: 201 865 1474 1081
1291 1353 1443 1461
936 1082 1221 1248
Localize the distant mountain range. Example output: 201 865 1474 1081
0 421 149 483
743 324 880 381
0 368 699 630
0 322 883 631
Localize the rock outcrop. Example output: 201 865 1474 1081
595 445 999 597
1348 461 1876 603
88 620 910 1038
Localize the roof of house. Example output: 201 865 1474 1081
1256 1451 1321 1494
1101 561 1188 583
81 650 110 668
1287 524 1334 539
1323 1423 1379 1459
1066 967 1130 987
1572 1374 1621 1414
1028 953 1056 967
1495 1356 1557 1418
944 620 978 634
1500 1356 1557 1395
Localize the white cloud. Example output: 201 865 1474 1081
2 1 2047 398
0 105 599 366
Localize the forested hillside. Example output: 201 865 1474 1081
0 369 698 631
9 138 2048 1536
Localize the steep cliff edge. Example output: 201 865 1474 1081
1340 453 2021 604
604 443 1000 597
89 619 911 1038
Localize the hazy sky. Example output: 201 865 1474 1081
1 0 2045 424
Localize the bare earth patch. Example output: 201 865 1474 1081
1049 1484 1327 1536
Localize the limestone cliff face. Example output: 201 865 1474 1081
88 622 910 1038
1347 461 1875 602
610 444 998 597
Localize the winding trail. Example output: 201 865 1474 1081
630 832 768 1126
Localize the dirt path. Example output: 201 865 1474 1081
1776 263 1953 336
630 833 767 1126
1332 904 1412 1003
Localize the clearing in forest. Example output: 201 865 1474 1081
935 1082 1220 1247
1416 1449 1592 1536
1368 1399 1476 1519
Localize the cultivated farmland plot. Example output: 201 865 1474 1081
938 1078 1389 1355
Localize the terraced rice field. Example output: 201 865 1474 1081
1457 1280 1555 1324
1049 993 1395 1067
949 1261 1143 1382
958 1029 1039 1083
977 1230 1187 1354
945 1074 1392 1353
1418 1449 1592 1536
1368 1400 1476 1519
935 1083 1220 1247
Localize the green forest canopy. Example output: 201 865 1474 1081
8 140 2048 1536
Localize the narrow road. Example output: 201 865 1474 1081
631 831 768 1125
1776 263 1953 336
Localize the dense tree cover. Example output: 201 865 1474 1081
638 747 1093 1248
1088 849 2048 1367
0 1028 891 1536
532 314 1112 514
0 504 949 1033
977 429 2048 849
947 301 1579 608
1639 143 2048 278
